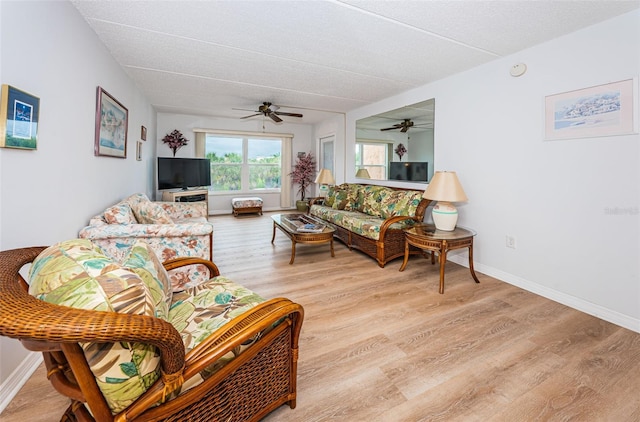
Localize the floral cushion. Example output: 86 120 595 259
169 276 266 392
379 190 423 219
361 185 390 218
104 202 137 224
121 240 172 321
323 186 337 207
126 193 173 224
28 239 161 414
331 187 349 210
343 184 364 212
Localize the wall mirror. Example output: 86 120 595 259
355 99 434 183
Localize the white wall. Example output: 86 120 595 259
156 112 314 214
0 0 156 402
347 10 640 332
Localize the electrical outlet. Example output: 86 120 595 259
506 235 516 249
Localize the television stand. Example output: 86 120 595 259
162 189 209 215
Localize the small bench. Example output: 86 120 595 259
232 197 263 217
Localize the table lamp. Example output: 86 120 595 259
422 171 468 231
355 168 371 179
315 168 335 197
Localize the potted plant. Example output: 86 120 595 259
289 152 316 212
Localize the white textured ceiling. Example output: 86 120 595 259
71 0 639 124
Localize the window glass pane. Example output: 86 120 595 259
206 136 242 191
250 165 280 189
248 138 280 163
356 142 388 180
249 138 281 190
206 136 242 163
211 165 242 191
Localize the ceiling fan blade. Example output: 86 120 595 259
274 111 303 118
380 127 398 131
268 113 283 123
240 113 260 119
401 127 409 133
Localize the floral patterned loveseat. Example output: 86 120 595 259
79 193 213 290
309 183 431 267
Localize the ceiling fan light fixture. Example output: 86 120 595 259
240 101 303 122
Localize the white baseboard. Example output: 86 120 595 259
0 352 42 414
448 255 640 333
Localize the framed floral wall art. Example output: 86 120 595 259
544 79 637 141
0 84 40 150
95 86 128 158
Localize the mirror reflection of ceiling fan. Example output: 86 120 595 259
238 102 303 123
380 119 418 132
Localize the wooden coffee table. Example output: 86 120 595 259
399 223 480 294
271 214 335 264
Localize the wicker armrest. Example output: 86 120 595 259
162 256 220 277
308 197 324 206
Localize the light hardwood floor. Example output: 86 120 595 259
2 212 639 421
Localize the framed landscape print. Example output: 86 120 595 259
544 79 636 141
0 84 40 150
95 86 128 158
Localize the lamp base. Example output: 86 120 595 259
432 201 458 231
318 184 329 197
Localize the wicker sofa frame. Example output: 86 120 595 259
309 185 432 268
0 247 304 422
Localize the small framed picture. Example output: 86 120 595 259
136 141 142 161
0 84 40 150
95 86 128 158
141 125 147 141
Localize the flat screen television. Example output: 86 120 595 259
158 157 211 190
389 162 429 182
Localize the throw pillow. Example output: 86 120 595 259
120 240 172 321
126 193 174 224
104 202 137 225
361 185 388 217
323 186 337 207
344 184 364 212
331 188 349 210
28 239 161 414
379 190 424 219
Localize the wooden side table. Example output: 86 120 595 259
399 224 480 294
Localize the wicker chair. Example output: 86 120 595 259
0 247 304 422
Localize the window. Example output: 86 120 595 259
355 141 389 180
206 135 282 192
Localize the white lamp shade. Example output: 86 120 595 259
315 169 335 184
423 171 468 202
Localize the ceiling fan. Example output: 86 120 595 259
239 102 303 123
380 119 415 132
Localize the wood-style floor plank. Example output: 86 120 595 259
2 212 639 421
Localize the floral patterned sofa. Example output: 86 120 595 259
309 183 431 267
0 239 303 421
79 193 213 290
